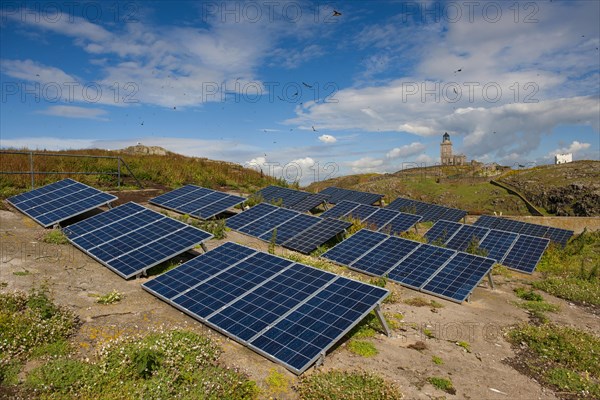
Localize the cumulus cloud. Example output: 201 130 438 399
244 156 320 185
346 157 384 173
386 142 425 158
37 106 108 120
318 134 337 143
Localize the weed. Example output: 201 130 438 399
399 230 427 243
268 228 277 255
12 270 30 276
514 287 544 302
465 236 488 257
432 355 444 365
347 340 378 357
42 229 69 245
265 368 289 397
422 328 435 339
95 289 123 305
196 219 227 240
296 370 402 400
427 376 456 395
369 275 388 288
456 341 471 353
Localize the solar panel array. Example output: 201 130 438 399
150 185 246 219
386 197 467 222
7 178 117 227
320 200 422 235
322 229 495 303
254 186 330 212
318 187 384 205
473 215 573 247
142 242 389 374
226 203 351 254
425 220 550 274
64 202 213 279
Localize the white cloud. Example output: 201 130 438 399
244 156 319 184
318 134 337 143
386 142 425 158
37 106 108 120
546 141 592 159
0 137 96 150
346 157 384 173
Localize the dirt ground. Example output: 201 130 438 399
1 191 599 400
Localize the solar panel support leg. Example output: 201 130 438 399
200 243 208 253
374 304 391 337
487 272 495 290
315 351 326 369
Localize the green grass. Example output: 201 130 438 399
296 370 402 400
456 341 471 353
508 324 600 398
347 340 378 357
12 270 30 276
427 376 456 394
94 289 123 305
432 355 444 365
26 329 259 399
264 368 290 397
534 230 600 306
42 229 69 245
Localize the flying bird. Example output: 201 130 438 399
454 68 462 73
333 10 342 16
140 121 144 126
453 88 458 94
312 126 317 132
173 106 176 109
302 82 313 88
277 95 284 101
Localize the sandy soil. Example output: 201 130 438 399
1 191 598 400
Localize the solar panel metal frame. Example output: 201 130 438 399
150 185 245 220
142 242 389 374
64 202 213 279
7 178 117 227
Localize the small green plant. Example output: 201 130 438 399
197 219 227 240
347 340 379 357
514 287 544 302
12 270 30 276
456 341 471 353
432 355 444 365
399 230 427 243
369 275 388 288
296 370 402 400
465 236 488 257
265 368 289 397
95 290 123 305
268 228 277 254
427 376 456 394
423 328 435 339
512 287 559 322
42 229 69 245
133 347 163 379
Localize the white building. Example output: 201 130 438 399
555 153 572 164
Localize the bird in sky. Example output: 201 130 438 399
333 10 342 17
302 82 313 88
312 126 317 132
454 68 462 73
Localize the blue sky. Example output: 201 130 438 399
1 0 599 185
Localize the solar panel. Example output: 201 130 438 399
386 197 467 222
150 185 245 219
7 178 117 227
386 197 415 212
239 208 299 237
478 229 519 263
438 208 468 223
321 229 388 267
226 203 278 230
288 193 330 212
64 202 212 279
255 185 285 201
502 234 550 274
346 204 379 221
142 242 388 374
421 252 496 303
319 187 383 205
282 218 352 254
473 215 572 246
387 244 456 290
350 236 421 276
378 213 423 235
320 201 361 219
444 225 490 252
362 208 399 230
425 220 463 244
258 213 321 244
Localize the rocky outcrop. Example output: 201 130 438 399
120 144 169 156
533 183 600 216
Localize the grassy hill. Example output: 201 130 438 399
0 147 282 198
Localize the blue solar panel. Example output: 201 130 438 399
282 218 351 254
518 223 549 238
255 186 284 200
478 229 519 263
321 229 388 266
150 185 245 219
386 197 414 212
473 215 571 246
438 208 468 223
142 242 389 374
379 213 422 235
257 213 321 244
472 215 500 229
64 202 212 279
445 225 490 252
350 236 421 276
425 220 462 244
319 187 383 205
320 201 361 219
239 208 299 237
421 252 496 303
288 193 330 212
545 227 574 247
226 203 278 230
7 179 117 227
502 234 549 274
387 197 467 222
346 204 379 221
363 208 400 230
387 244 455 290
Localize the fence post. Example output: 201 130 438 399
117 157 121 190
29 151 34 189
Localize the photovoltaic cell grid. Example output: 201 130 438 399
318 187 384 205
320 200 422 235
322 229 495 303
254 186 330 212
64 202 213 279
150 185 246 219
425 220 547 274
7 178 117 227
142 242 389 374
226 203 351 254
473 215 573 247
386 197 467 222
